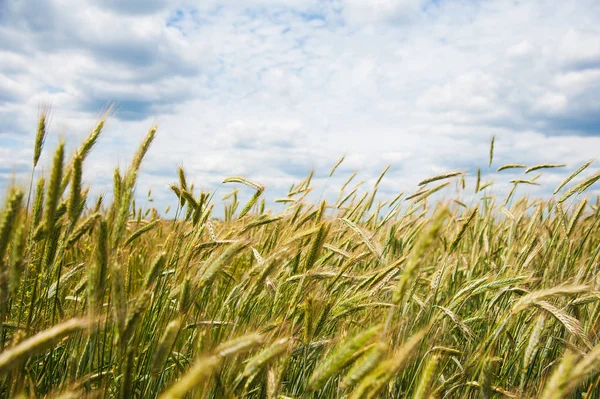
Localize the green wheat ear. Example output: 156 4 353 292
0 187 24 260
308 325 381 392
87 219 108 315
68 154 83 225
112 125 157 246
33 105 50 167
144 251 167 289
0 318 95 374
152 319 182 374
488 135 495 167
44 142 64 234
412 354 439 399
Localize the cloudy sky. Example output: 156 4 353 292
1 0 599 213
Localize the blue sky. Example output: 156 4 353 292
1 0 599 213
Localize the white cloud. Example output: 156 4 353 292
1 0 600 213
507 41 533 59
558 29 600 70
555 69 600 95
533 92 567 116
343 0 423 23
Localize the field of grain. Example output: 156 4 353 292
0 113 599 398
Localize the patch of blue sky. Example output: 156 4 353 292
295 10 327 23
421 0 444 10
0 158 30 174
544 115 600 137
81 98 155 122
166 5 222 34
0 135 23 149
241 5 328 28
166 8 185 29
566 58 600 72
0 116 30 137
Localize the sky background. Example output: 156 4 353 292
1 0 600 214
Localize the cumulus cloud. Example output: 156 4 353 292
343 0 423 23
1 0 599 213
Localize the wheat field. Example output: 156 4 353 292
0 112 599 398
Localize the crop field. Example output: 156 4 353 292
0 113 599 398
